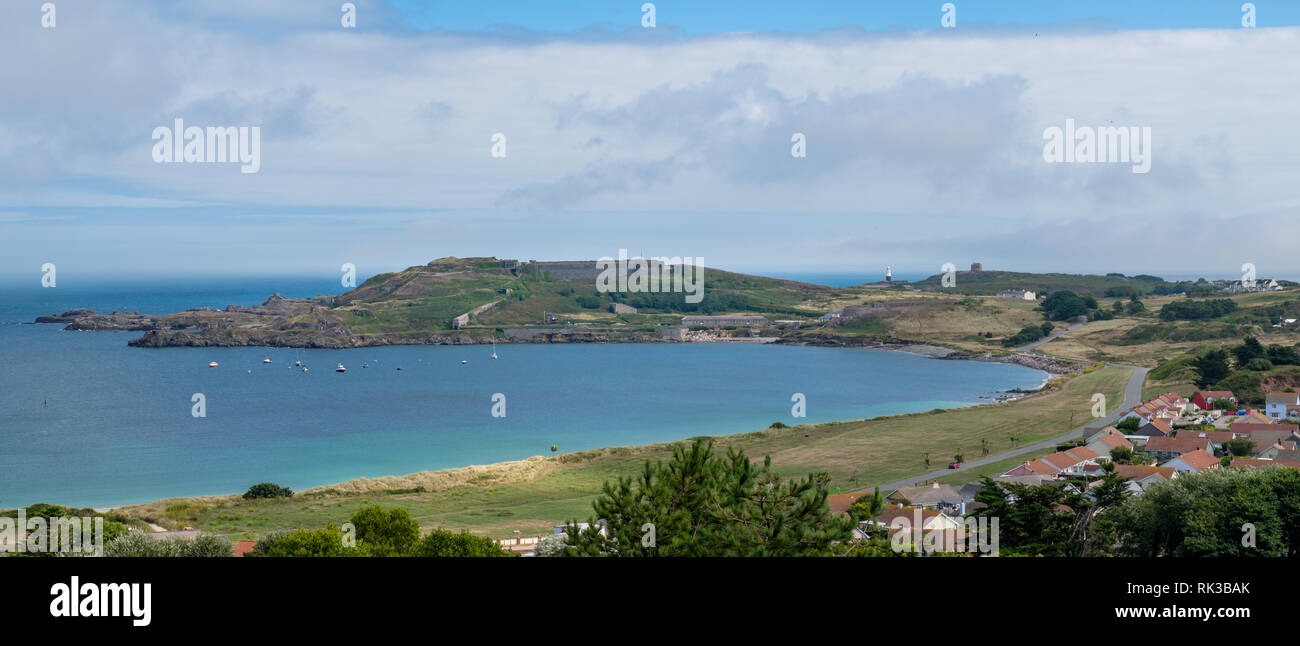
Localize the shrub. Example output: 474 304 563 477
1245 358 1274 371
533 534 568 557
103 532 179 557
413 529 509 557
243 482 293 500
249 527 365 557
178 535 234 557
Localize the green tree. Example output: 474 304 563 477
1042 291 1089 321
243 482 293 500
1234 336 1266 367
846 487 886 532
350 506 421 556
1110 445 1135 464
565 438 854 556
1116 416 1141 432
1191 349 1231 388
1224 437 1255 457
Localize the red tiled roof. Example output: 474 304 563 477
828 492 877 515
233 539 257 557
1114 465 1176 481
1172 449 1220 470
1143 436 1211 454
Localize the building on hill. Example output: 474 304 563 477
1225 278 1281 293
681 315 767 328
610 303 637 314
995 289 1036 300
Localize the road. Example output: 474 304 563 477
855 323 1148 492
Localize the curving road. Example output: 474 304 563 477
856 324 1148 492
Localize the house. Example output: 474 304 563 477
609 303 637 314
1265 392 1300 420
1192 391 1236 411
1000 447 1101 478
1084 428 1133 457
1163 449 1221 473
873 505 963 532
996 289 1036 300
827 491 881 516
1230 457 1300 470
1134 419 1174 438
817 311 842 322
450 313 470 329
1112 465 1177 490
1225 278 1281 293
1171 429 1234 451
886 483 967 514
1141 436 1212 461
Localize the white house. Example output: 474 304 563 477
996 289 1036 300
1265 392 1300 420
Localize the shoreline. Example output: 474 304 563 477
46 354 1054 513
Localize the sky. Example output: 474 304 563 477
2 1 1299 283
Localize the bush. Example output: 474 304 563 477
534 534 568 557
413 529 509 557
103 532 179 557
1245 358 1274 371
243 482 293 500
249 527 366 557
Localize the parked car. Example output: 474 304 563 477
948 462 961 469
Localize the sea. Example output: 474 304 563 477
0 277 1047 508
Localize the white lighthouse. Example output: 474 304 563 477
885 266 892 283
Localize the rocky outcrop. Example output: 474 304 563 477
34 310 158 331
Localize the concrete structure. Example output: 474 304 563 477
610 303 637 314
680 315 767 328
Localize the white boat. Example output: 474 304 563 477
207 361 219 368
262 358 272 364
335 364 347 373
490 341 498 359
460 360 468 365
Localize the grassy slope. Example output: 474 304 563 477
133 365 1130 540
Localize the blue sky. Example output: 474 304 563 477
2 1 1299 283
383 1 1298 33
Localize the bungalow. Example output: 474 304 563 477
1084 428 1134 457
1163 449 1221 473
1134 419 1174 438
1192 391 1236 411
1141 436 1212 461
1230 457 1300 470
827 491 881 516
886 483 967 514
1000 447 1101 478
1112 464 1177 491
996 289 1036 300
1171 429 1234 452
1265 392 1300 420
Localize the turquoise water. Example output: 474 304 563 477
0 281 1046 508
